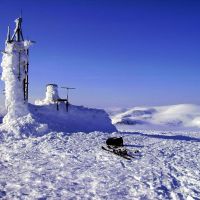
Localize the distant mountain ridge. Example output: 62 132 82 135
110 104 200 131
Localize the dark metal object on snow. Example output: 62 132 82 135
61 87 76 112
106 137 124 147
55 98 68 111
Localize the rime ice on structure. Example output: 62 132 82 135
45 84 60 103
1 17 32 124
35 84 60 105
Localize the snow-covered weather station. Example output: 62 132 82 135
1 17 33 124
0 17 116 134
37 83 69 111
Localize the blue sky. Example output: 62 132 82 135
0 0 200 108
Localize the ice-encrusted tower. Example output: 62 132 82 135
1 17 32 123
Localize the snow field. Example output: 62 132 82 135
0 130 200 199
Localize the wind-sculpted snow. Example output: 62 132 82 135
0 101 115 138
0 114 48 139
29 104 116 133
0 131 200 199
111 104 200 131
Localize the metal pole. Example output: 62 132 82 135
61 87 76 112
18 51 21 81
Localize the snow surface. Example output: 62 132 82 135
1 40 32 124
0 102 200 199
29 103 116 133
111 104 200 131
0 130 200 199
0 101 116 138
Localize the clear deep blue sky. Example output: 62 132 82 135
0 0 200 108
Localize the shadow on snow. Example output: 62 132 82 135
122 132 200 142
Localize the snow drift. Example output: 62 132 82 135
111 104 200 131
30 103 116 133
0 102 116 138
33 86 116 134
